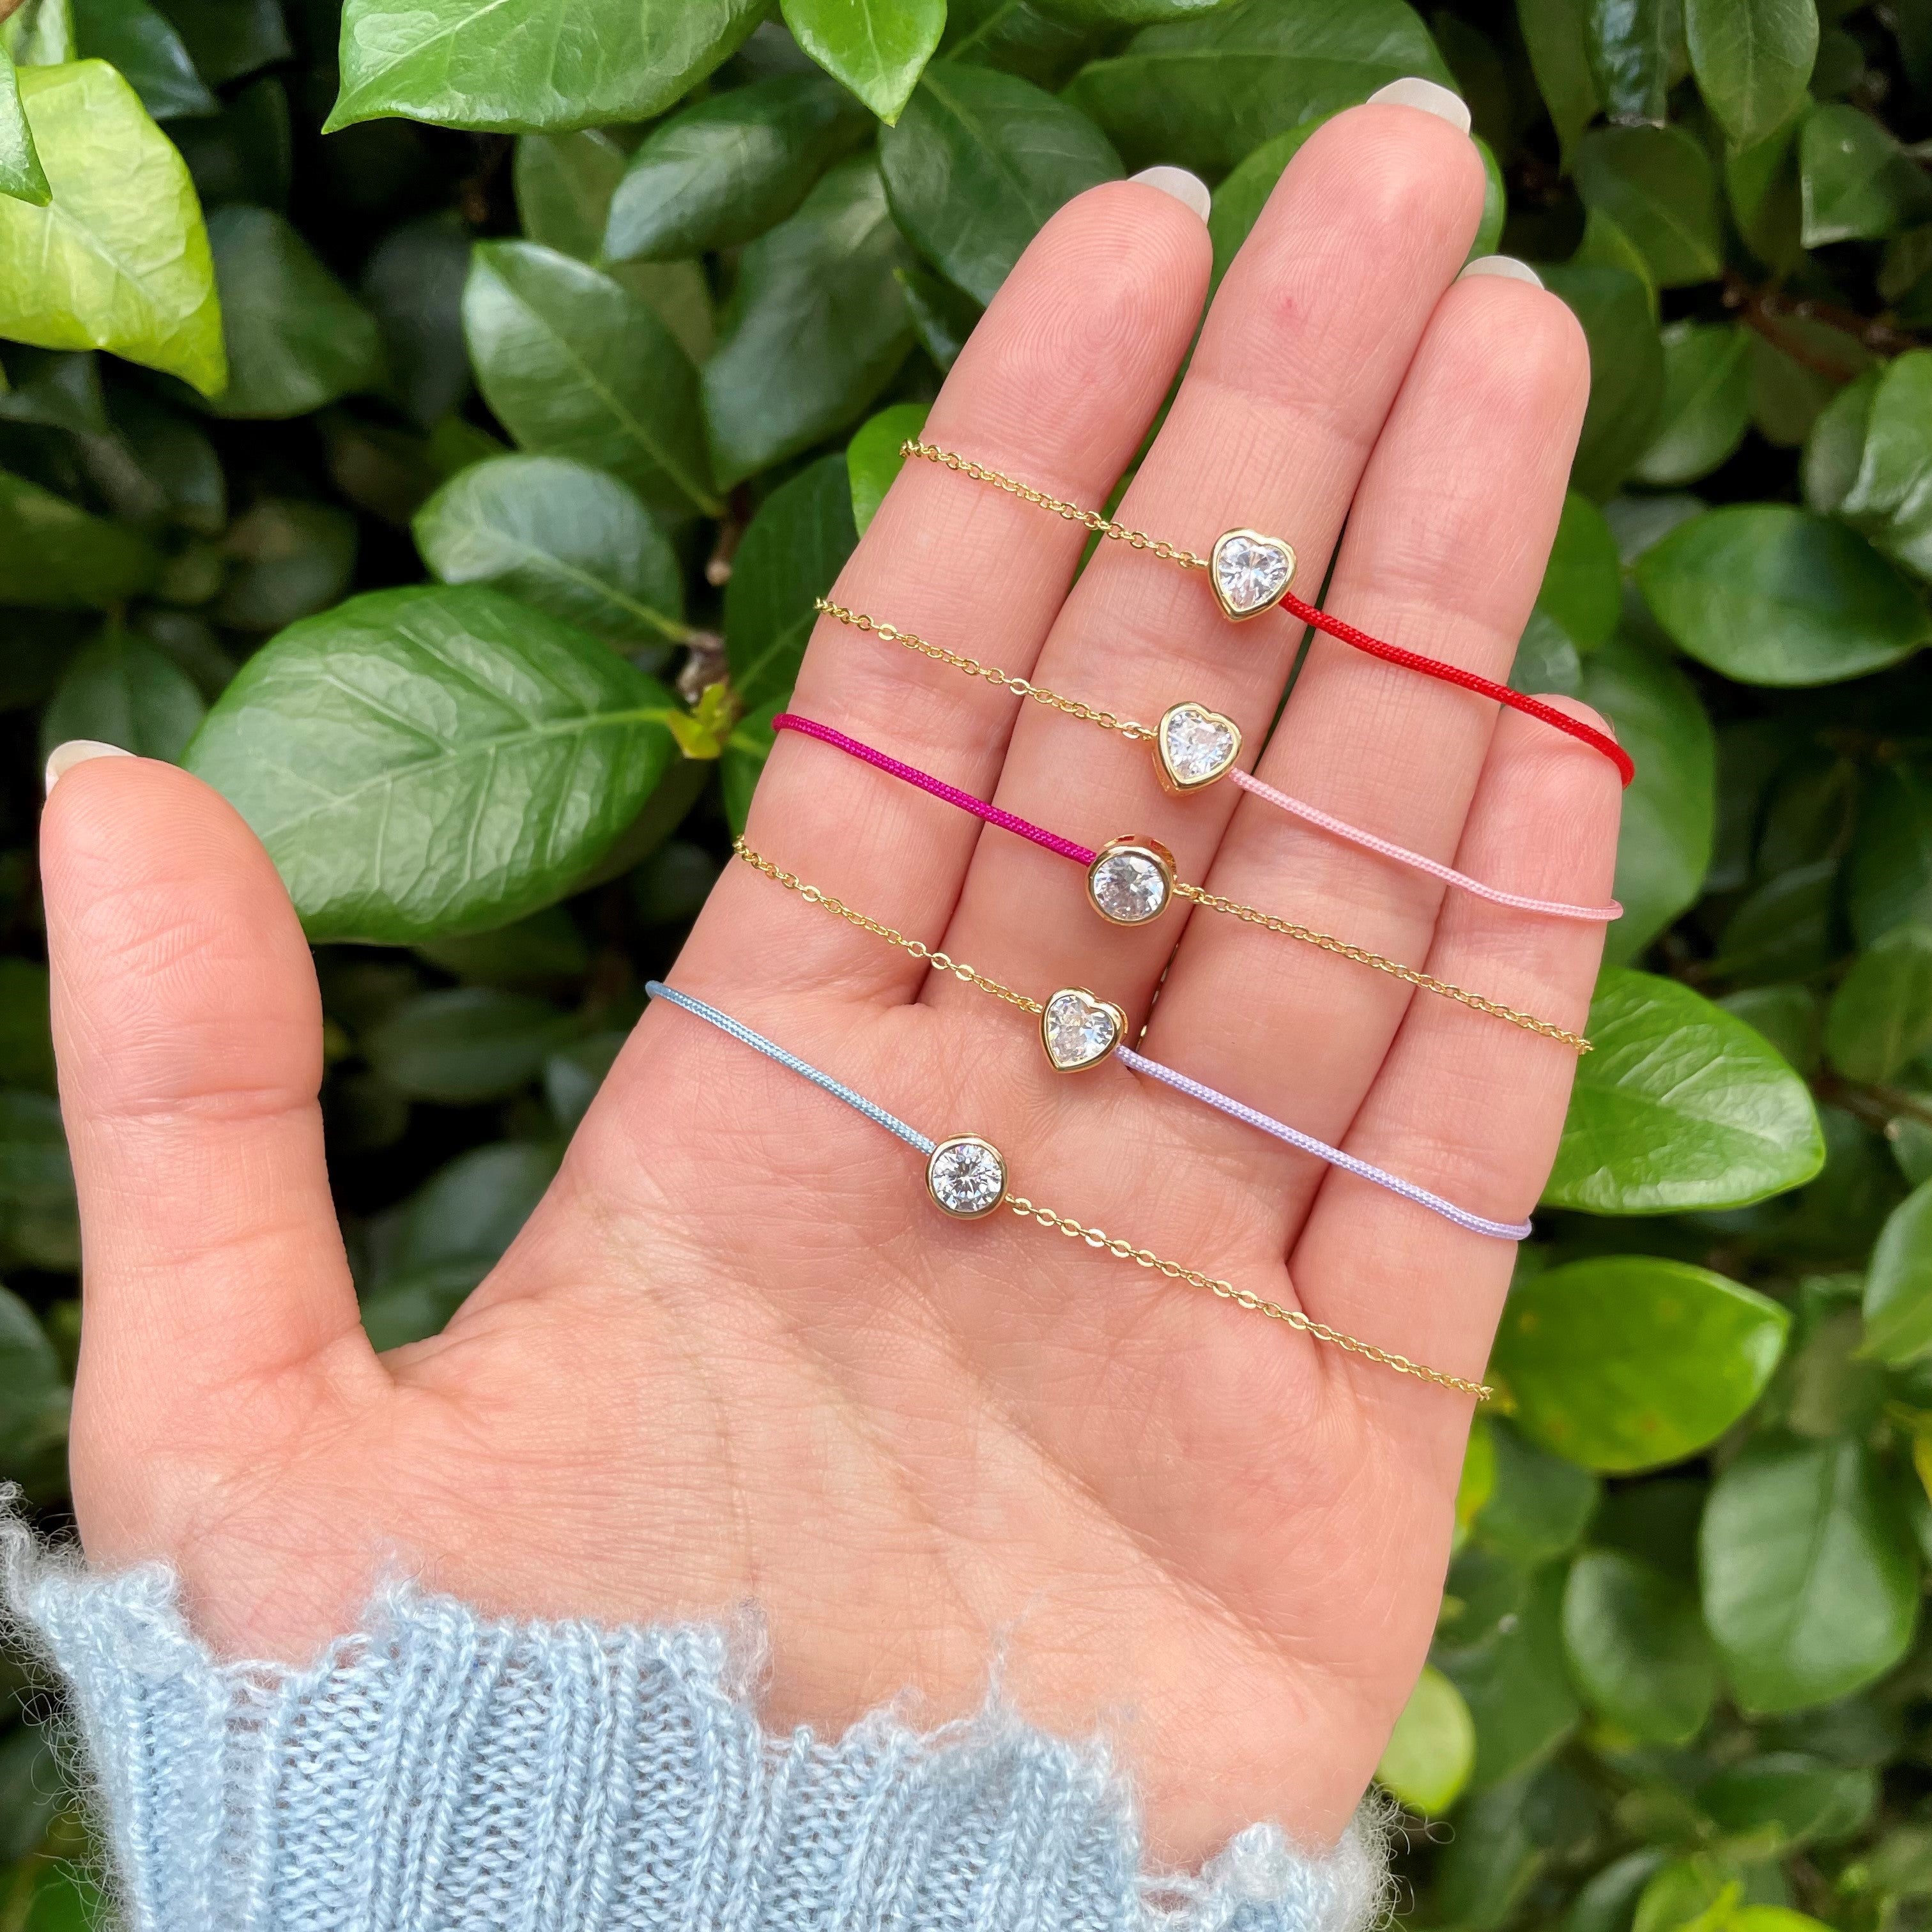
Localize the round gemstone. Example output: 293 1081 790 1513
1089 848 1170 924
1213 532 1292 615
1043 989 1120 1070
926 1136 1006 1218
1161 706 1237 786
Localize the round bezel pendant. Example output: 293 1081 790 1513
1039 986 1126 1072
1085 837 1176 927
925 1134 1008 1220
1154 701 1241 795
1209 528 1296 622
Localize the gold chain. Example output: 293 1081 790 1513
1006 1196 1493 1400
733 838 1043 1016
815 598 1155 743
1172 884 1591 1054
901 440 1210 571
733 837 1492 1400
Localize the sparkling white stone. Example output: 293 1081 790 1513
926 1137 1006 1217
1159 705 1238 788
1211 532 1292 616
1088 849 1170 924
1043 990 1120 1070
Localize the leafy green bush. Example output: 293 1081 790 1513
1 0 1931 1924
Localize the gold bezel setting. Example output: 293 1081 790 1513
1154 702 1241 794
925 1134 1008 1219
1209 528 1296 621
1040 987 1126 1072
1085 837 1177 927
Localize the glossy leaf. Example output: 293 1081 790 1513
1494 1256 1789 1471
1697 1754 1876 1854
1562 1548 1717 1744
1549 969 1823 1212
184 585 680 943
881 65 1120 305
1685 0 1816 148
0 43 49 203
604 73 870 263
1637 505 1930 686
0 470 158 608
1801 104 1932 246
1518 0 1597 165
328 0 763 134
847 400 929 535
1475 1420 1601 1565
0 61 223 392
941 0 1101 88
415 454 686 650
39 625 204 760
1438 1562 1580 1791
1827 926 1932 1082
1521 491 1621 683
464 240 718 517
1543 263 1665 499
703 157 913 489
513 129 626 260
1634 323 1751 486
72 0 214 118
1585 0 1671 124
1063 0 1453 174
1575 126 1721 286
1804 352 1932 580
1701 1433 1919 1711
1377 1666 1476 1814
781 0 946 122
366 988 578 1103
1863 1179 1932 1366
1850 762 1932 944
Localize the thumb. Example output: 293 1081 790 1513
40 744 378 1561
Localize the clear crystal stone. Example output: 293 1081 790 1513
1045 990 1118 1068
1089 850 1169 924
1214 533 1291 613
1162 707 1236 785
928 1137 1006 1216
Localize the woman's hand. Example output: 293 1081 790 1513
41 98 1614 1866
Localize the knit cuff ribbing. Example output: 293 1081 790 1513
6 1529 1389 1932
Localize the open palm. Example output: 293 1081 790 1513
43 100 1618 1867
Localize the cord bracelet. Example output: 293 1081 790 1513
733 838 1533 1243
646 979 1494 1400
899 439 1636 788
815 597 1621 925
770 712 1591 1054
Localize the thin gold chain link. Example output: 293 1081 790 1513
815 597 1156 743
1006 1195 1494 1401
733 838 1044 1016
902 440 1211 571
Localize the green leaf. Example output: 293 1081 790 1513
1721 983 1821 1077
415 905 589 987
1862 1179 1932 1365
1827 927 1932 1082
72 0 214 118
1686 0 1816 147
781 0 946 122
22 1867 104 1932
0 469 158 608
0 61 222 392
1634 323 1751 486
39 625 204 761
1521 491 1621 684
1206 121 1326 288
6 0 77 66
157 0 286 85
881 65 1121 306
365 988 578 1103
374 1138 559 1281
726 452 859 710
464 239 718 518
1438 1562 1581 1791
1517 0 1598 167
1542 263 1666 498
1850 761 1932 945
1749 315 1873 449
1495 1256 1789 1471
0 1089 77 1270
721 700 778 834
1804 351 1932 581
942 0 1102 88
1701 1433 1919 1712
1563 1548 1717 1743
328 0 763 134
184 585 678 944
604 73 870 264
1698 1754 1877 1853
896 261 981 370
1584 0 1671 124
0 43 49 203
1549 969 1823 1212
215 499 357 633
1063 0 1453 174
513 129 626 261
1377 1666 1476 1814
359 213 473 433
703 156 913 489
1800 103 1932 245
1575 125 1722 286
1568 1852 1672 1932
1638 505 1931 685
1582 635 1717 965
847 399 929 535
0 1280 67 1466
1475 1419 1601 1564
1727 105 1804 273
413 454 686 650
544 1029 625 1131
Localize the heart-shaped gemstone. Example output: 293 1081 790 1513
1156 702 1240 793
1210 528 1296 620
1041 987 1126 1072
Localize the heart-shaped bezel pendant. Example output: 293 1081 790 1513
1209 528 1296 622
1155 701 1241 795
1040 986 1126 1073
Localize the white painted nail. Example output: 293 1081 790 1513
45 739 134 795
1367 78 1471 133
1130 165 1211 224
1457 254 1544 288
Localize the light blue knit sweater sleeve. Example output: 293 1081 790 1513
6 1531 1389 1932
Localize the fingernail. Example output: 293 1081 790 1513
45 739 134 795
1457 254 1544 288
1130 165 1211 223
1367 78 1471 134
